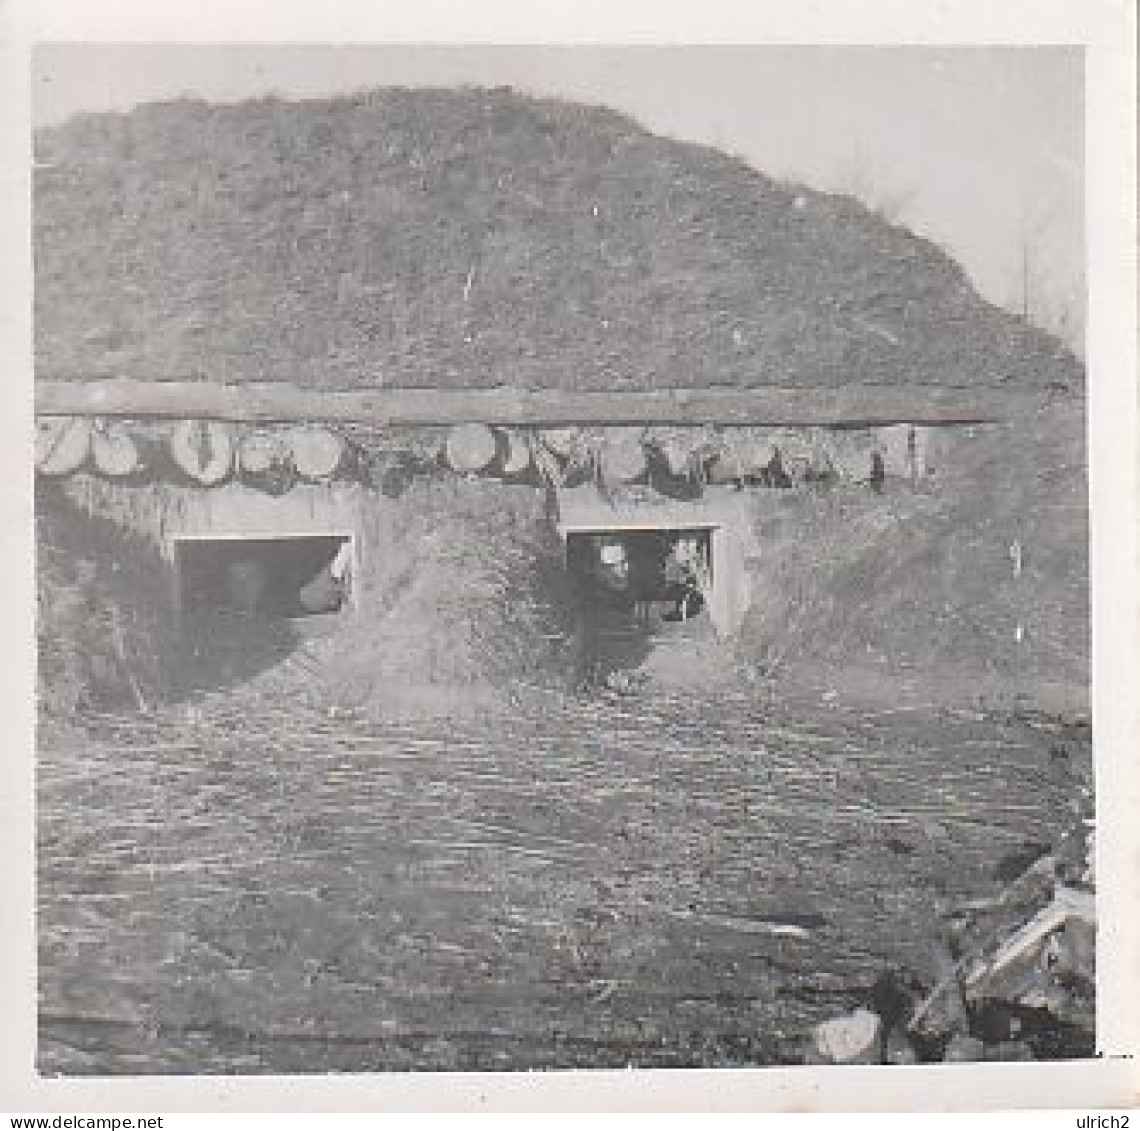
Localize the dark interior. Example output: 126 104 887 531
565 527 713 618
176 535 352 618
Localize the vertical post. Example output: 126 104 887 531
347 533 361 613
709 522 752 638
166 537 184 624
709 526 730 638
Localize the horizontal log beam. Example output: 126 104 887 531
34 378 1050 427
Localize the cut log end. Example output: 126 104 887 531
91 422 142 478
36 416 92 476
238 429 292 476
169 419 235 485
446 423 497 474
597 431 648 485
288 425 346 481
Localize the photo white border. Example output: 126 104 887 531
2 0 1136 1114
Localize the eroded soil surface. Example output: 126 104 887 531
36 683 1090 1074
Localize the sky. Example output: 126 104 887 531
32 44 1085 344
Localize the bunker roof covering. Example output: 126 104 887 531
34 86 1083 393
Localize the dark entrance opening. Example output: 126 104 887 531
174 534 354 620
565 527 713 621
565 527 714 687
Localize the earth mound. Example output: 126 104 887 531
33 86 1088 717
35 86 1081 393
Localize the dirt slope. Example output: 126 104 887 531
739 403 1088 709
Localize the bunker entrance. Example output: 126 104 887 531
565 528 714 626
173 534 355 620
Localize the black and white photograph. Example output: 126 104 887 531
8 5 1139 1114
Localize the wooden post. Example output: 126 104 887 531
876 424 913 478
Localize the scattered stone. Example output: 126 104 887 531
1052 917 1095 978
808 1008 881 1065
942 1034 985 1062
986 1039 1036 1062
884 1028 918 1065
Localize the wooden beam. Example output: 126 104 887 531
34 377 1050 427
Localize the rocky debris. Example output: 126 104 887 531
915 775 1096 1057
942 1034 986 1062
804 776 1094 1065
806 1007 882 1065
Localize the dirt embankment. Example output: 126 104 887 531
36 483 177 716
737 402 1088 713
318 478 580 715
